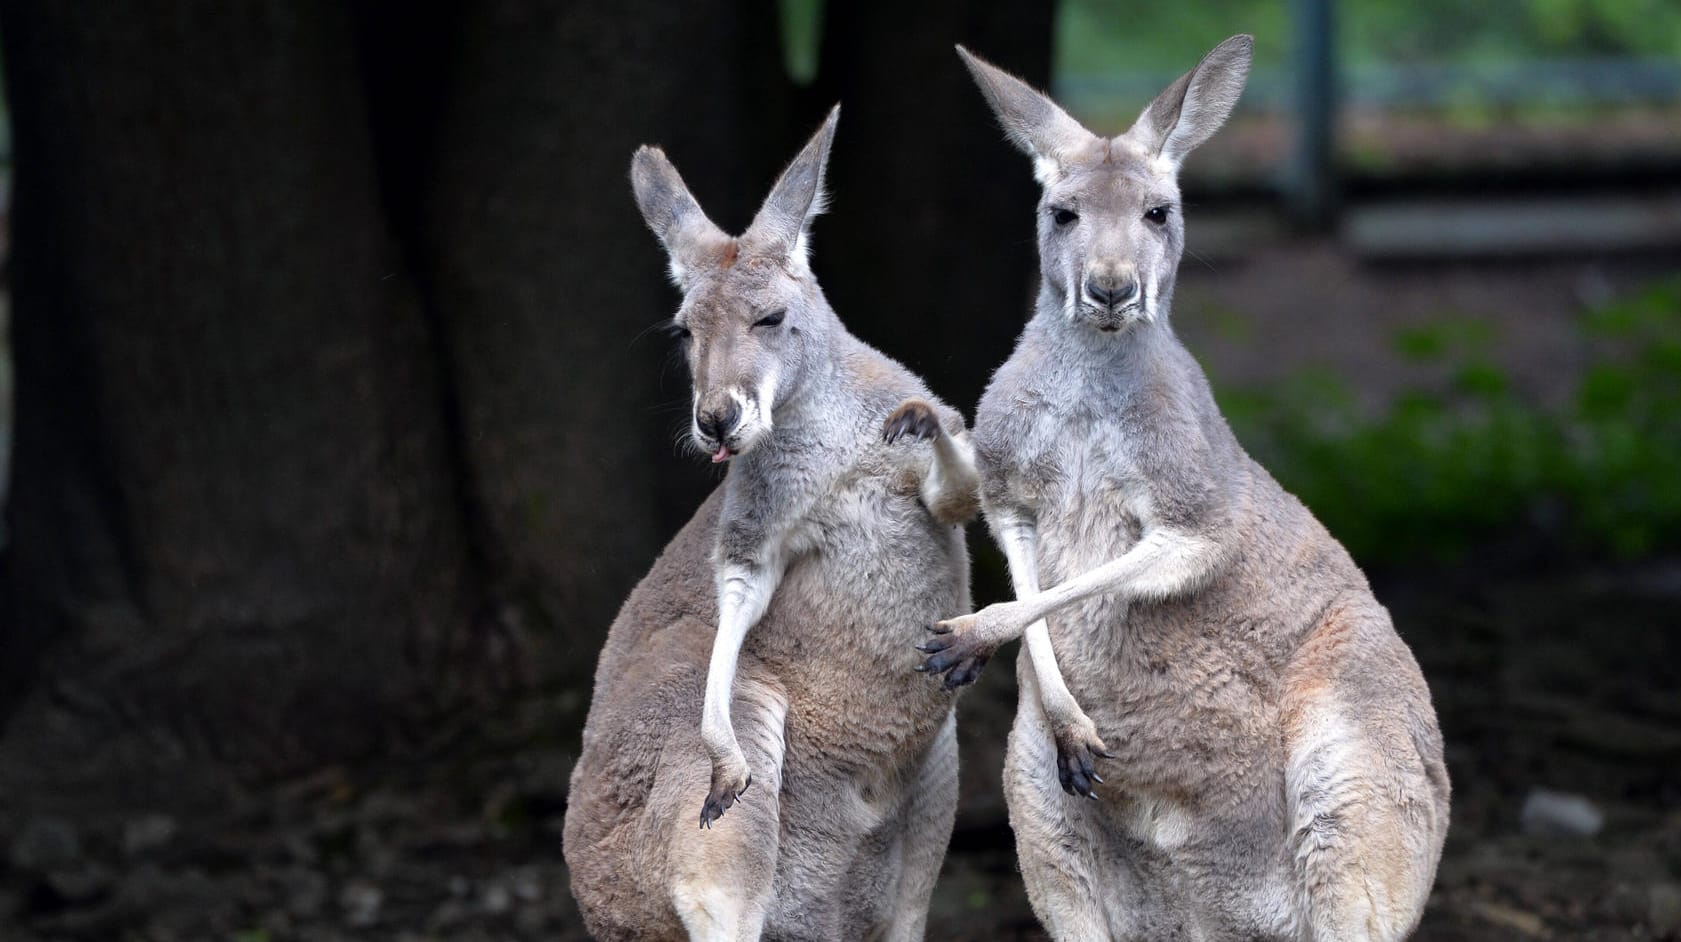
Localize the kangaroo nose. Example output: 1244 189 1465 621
1085 276 1138 308
698 401 742 443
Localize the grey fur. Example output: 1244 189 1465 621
565 109 981 942
927 38 1450 940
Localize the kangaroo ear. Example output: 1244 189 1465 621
1127 34 1252 169
746 105 840 268
956 45 1093 185
630 145 725 287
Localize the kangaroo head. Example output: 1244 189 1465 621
958 36 1251 334
631 107 841 463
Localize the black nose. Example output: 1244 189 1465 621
698 401 742 442
1085 276 1138 308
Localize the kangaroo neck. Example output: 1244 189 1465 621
734 323 858 481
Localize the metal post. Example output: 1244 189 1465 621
1287 0 1337 226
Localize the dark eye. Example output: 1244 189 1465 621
1050 207 1079 227
668 321 691 341
752 309 786 329
1144 205 1170 225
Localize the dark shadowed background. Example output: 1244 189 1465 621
0 1 1677 939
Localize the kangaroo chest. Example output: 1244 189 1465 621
746 467 966 758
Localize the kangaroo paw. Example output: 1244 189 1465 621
699 758 753 829
1053 721 1112 800
882 398 942 445
916 616 997 689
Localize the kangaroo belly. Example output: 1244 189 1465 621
752 489 968 761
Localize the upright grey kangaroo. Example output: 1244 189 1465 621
563 108 981 942
917 37 1450 940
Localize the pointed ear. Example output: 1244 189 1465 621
745 105 840 267
630 145 724 287
1128 34 1252 169
956 45 1093 185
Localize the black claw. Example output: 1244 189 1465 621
912 663 929 673
883 402 940 445
1096 749 1117 760
947 655 990 689
1056 742 1103 800
941 668 968 692
926 621 952 635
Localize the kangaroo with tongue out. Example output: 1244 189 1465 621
564 108 982 941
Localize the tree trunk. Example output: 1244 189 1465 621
809 0 1056 411
0 0 778 810
413 0 785 688
0 0 481 808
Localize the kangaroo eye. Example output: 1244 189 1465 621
1144 205 1170 225
752 309 786 329
668 321 691 341
1051 207 1079 227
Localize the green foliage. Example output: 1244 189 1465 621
1056 0 1291 76
1056 0 1681 77
1218 279 1681 563
777 0 824 85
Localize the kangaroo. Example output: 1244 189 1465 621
915 37 1450 940
563 108 981 942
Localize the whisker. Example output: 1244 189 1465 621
629 316 679 349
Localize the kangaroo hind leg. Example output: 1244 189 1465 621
1286 689 1445 942
668 674 790 941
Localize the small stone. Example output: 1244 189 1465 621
339 879 383 927
283 869 328 918
1651 882 1681 934
511 866 543 903
1520 788 1603 838
124 814 178 857
44 865 112 903
8 817 81 873
480 881 512 914
1470 899 1547 936
427 898 470 931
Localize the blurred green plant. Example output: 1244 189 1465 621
1218 279 1681 563
1056 0 1681 76
777 0 824 85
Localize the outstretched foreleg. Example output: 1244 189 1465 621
919 511 1111 797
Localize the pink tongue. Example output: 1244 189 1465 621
711 445 731 463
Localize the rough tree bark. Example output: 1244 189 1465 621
0 0 1052 812
0 0 478 807
411 0 784 686
0 0 777 809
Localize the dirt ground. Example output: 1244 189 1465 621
3 242 1679 940
2 554 1677 941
